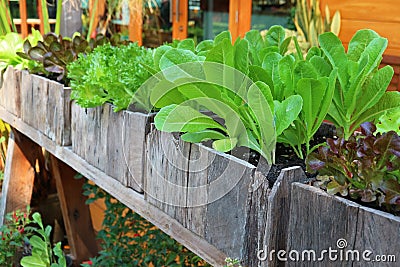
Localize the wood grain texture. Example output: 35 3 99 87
287 183 400 266
354 206 400 266
50 155 98 264
263 167 307 267
19 72 72 145
145 129 304 264
320 0 400 23
0 106 227 266
145 129 259 258
0 66 22 117
320 0 400 56
71 102 153 192
0 130 42 225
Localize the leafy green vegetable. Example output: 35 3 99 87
376 108 400 135
0 29 42 74
20 32 129 84
319 29 400 139
68 42 154 111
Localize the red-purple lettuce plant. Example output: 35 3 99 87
307 122 400 213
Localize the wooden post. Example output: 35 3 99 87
60 0 82 37
229 0 251 41
172 0 188 40
129 0 143 45
89 0 106 38
50 155 98 264
37 0 45 34
0 129 41 225
19 0 28 37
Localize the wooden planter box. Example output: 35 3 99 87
0 66 72 146
0 67 71 146
286 183 400 266
145 129 307 266
0 66 22 117
71 102 153 193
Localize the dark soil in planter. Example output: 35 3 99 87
206 123 337 187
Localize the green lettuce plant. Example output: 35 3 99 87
319 29 400 140
376 108 400 135
151 29 301 164
0 29 42 74
152 26 338 163
68 42 154 111
250 39 338 158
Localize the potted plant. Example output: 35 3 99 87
67 41 155 192
143 28 400 265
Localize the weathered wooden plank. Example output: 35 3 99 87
45 81 71 145
0 130 42 225
263 167 307 267
50 155 98 264
354 206 400 266
286 183 359 267
19 73 72 145
0 66 22 117
145 130 190 219
0 105 228 266
202 146 255 258
60 0 82 37
123 110 153 190
145 129 278 262
71 102 151 192
242 170 270 267
20 70 33 126
105 106 126 185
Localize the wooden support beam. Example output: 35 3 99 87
229 0 252 41
50 155 98 264
37 0 45 34
89 0 106 38
129 0 143 45
172 0 188 40
19 0 28 37
0 129 41 225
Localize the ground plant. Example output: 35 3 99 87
0 208 32 266
20 212 67 267
82 182 210 267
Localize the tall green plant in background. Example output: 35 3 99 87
294 0 340 47
40 0 51 34
55 0 63 35
0 0 17 35
20 212 66 267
